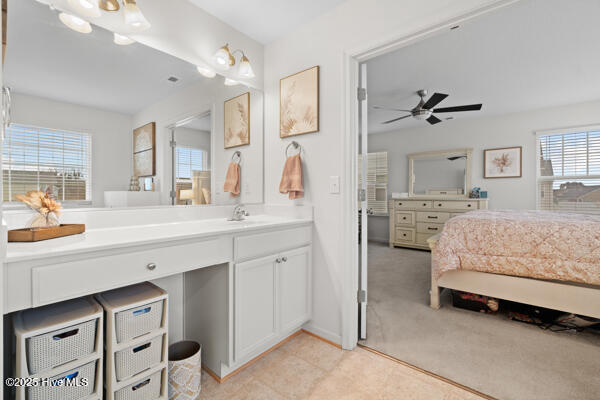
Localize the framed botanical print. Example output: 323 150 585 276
133 122 155 177
280 65 319 138
224 92 250 149
484 146 522 178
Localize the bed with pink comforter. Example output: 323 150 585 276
432 210 600 285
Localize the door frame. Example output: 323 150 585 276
339 0 520 350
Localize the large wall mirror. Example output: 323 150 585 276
3 0 264 208
408 149 472 197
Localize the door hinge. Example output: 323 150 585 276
170 140 177 148
357 290 367 303
357 87 367 101
169 190 176 199
358 188 366 202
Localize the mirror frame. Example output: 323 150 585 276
408 148 473 198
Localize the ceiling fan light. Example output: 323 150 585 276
224 78 239 86
413 110 433 120
214 44 233 70
113 32 135 45
98 0 120 12
238 55 255 78
68 0 101 17
123 0 151 31
196 64 216 78
58 12 92 34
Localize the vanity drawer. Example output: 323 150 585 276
433 201 478 210
416 222 444 234
235 226 312 261
395 211 414 226
416 212 449 223
395 200 432 210
32 237 231 307
395 228 415 243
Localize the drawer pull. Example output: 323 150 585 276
403 233 407 237
147 263 157 270
132 379 150 391
438 203 442 207
427 216 438 219
427 227 438 231
402 217 407 220
467 204 472 207
53 329 79 341
422 203 427 206
133 342 151 353
133 307 151 316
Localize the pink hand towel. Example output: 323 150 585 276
279 154 303 199
224 162 240 197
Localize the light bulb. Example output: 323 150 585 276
114 33 135 45
58 12 92 34
238 55 255 78
214 45 233 70
196 64 216 78
123 0 151 31
224 78 239 86
67 0 101 17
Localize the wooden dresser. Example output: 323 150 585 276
389 197 488 250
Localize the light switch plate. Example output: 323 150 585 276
329 176 340 193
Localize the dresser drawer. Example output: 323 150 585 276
395 228 415 243
433 201 478 210
235 226 312 261
32 237 231 307
395 211 415 226
416 233 436 246
416 222 444 234
416 212 449 223
395 200 432 210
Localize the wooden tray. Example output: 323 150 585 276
8 224 85 242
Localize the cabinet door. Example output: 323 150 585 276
234 255 277 361
278 246 311 333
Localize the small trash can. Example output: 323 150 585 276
168 341 201 399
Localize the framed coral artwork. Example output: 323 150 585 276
484 146 522 178
280 65 319 138
224 92 250 148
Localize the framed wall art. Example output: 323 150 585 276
484 146 522 178
280 65 319 138
224 92 250 149
133 122 156 177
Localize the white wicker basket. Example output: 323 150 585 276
115 335 163 381
115 301 163 343
114 370 162 400
26 360 96 400
26 319 97 375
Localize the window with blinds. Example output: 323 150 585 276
358 152 388 214
175 146 207 191
537 128 600 214
3 124 92 203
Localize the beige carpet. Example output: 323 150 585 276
360 242 600 400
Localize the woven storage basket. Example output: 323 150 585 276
115 335 163 381
26 319 97 375
115 301 163 343
114 370 162 400
26 360 96 400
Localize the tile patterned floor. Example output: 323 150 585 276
198 332 488 399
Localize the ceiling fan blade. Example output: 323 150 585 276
433 104 482 113
372 105 412 112
422 92 448 109
426 115 442 125
382 115 412 124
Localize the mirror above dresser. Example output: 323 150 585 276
408 148 472 198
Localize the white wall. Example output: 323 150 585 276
367 98 600 241
132 78 264 205
10 92 132 207
263 0 512 344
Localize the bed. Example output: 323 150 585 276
429 210 600 319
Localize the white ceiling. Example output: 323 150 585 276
5 0 212 115
367 0 600 134
182 114 211 131
187 0 345 44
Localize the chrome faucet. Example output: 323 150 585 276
230 204 250 221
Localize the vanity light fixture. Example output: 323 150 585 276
113 32 135 45
238 55 255 78
224 78 239 86
196 63 216 78
122 0 151 31
67 0 101 18
98 0 120 12
58 12 93 34
213 43 255 78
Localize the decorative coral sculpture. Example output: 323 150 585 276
15 190 62 228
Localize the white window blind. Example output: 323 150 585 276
537 128 600 214
3 124 92 203
358 152 388 214
176 147 207 181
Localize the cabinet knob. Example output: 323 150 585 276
147 263 157 271
275 258 282 263
467 204 472 207
282 257 288 262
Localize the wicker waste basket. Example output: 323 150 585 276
168 341 201 400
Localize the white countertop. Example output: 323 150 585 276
6 215 312 263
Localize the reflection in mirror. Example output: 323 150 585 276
413 156 467 195
3 0 263 208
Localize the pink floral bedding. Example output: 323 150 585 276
432 210 600 285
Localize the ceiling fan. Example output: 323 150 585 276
374 89 482 125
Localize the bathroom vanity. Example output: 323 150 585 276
3 205 313 379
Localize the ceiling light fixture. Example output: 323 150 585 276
213 43 255 78
58 12 92 34
196 64 216 78
113 32 135 45
68 0 101 17
224 78 239 86
98 0 120 12
123 0 151 31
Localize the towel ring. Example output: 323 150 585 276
285 141 301 157
231 151 241 163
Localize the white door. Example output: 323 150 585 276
358 63 369 340
279 246 311 333
234 254 277 361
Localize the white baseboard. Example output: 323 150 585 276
302 322 342 347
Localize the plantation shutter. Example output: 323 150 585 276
358 152 388 215
2 124 92 203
